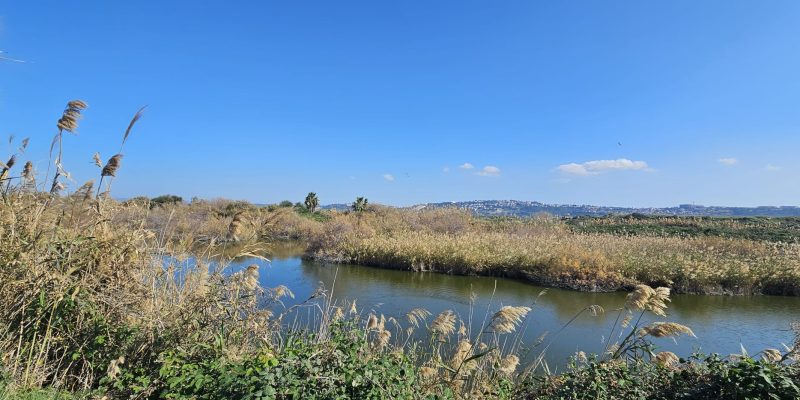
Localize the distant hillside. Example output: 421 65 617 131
415 200 800 217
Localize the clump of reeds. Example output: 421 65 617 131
49 100 88 193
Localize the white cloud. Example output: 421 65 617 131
382 174 395 182
557 158 649 176
765 164 782 171
459 163 474 170
477 165 501 177
718 157 738 166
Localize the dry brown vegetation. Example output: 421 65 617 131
177 204 800 296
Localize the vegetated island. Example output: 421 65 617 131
122 196 800 296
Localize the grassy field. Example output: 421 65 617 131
1 102 798 398
566 214 800 243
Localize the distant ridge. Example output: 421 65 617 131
323 200 800 217
416 200 800 218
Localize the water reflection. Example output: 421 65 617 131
228 243 800 369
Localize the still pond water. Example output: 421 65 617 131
225 244 800 371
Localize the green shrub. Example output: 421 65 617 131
150 194 183 208
112 321 421 399
525 354 800 400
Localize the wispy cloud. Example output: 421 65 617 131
477 165 501 177
718 157 738 166
557 158 649 176
459 163 474 170
382 174 395 182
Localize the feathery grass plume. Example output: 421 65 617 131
228 212 245 242
101 154 123 177
377 314 386 331
22 161 32 177
575 351 588 364
244 264 260 291
95 107 144 198
498 354 520 375
95 153 122 198
366 314 378 330
649 287 671 316
450 339 473 369
376 329 392 348
19 137 29 152
638 322 695 338
625 284 655 311
229 264 260 292
624 284 669 316
120 106 146 152
271 284 293 300
458 322 467 336
620 313 633 328
406 307 431 328
489 306 531 334
430 310 456 336
654 351 679 367
75 180 95 201
761 348 782 363
349 299 358 315
57 100 88 133
332 307 344 321
93 152 102 167
21 161 34 188
587 305 604 317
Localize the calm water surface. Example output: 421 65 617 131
225 244 800 370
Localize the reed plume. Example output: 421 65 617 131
101 154 123 177
489 306 531 334
654 351 679 367
21 161 34 188
638 322 695 338
366 314 378 330
498 354 520 375
450 339 473 370
56 100 88 133
430 310 456 336
761 348 782 363
406 308 431 328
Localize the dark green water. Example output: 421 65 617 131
227 245 800 370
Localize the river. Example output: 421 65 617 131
223 243 800 371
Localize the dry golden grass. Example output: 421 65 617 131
290 207 800 295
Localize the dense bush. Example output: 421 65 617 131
525 354 800 399
150 194 184 208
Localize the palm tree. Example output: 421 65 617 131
304 192 319 213
352 197 368 212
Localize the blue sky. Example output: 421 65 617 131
1 1 799 207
